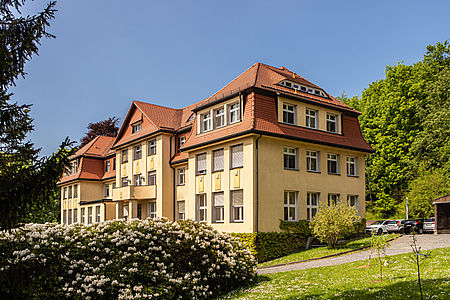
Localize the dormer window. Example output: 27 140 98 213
306 108 318 129
326 113 338 133
229 102 240 124
202 112 211 132
132 123 142 134
283 103 296 125
314 90 321 95
301 86 306 92
214 108 225 128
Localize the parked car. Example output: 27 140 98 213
423 217 435 233
386 219 407 233
404 219 424 234
366 220 391 235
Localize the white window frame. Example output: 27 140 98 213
196 194 207 222
282 103 296 125
229 102 240 124
305 108 318 129
177 168 185 186
196 153 207 175
134 174 144 186
284 147 298 170
132 123 142 134
306 150 320 172
346 156 358 176
213 149 224 172
122 150 128 163
231 144 243 169
177 200 185 220
67 209 72 225
63 187 68 199
121 177 129 187
105 160 111 172
231 189 244 222
202 112 212 132
73 184 78 198
213 192 224 223
148 202 157 219
134 145 142 160
68 186 72 198
326 113 338 133
137 203 142 219
348 195 358 211
328 193 340 206
73 208 77 223
95 205 101 223
148 171 156 186
81 207 85 224
327 153 340 174
148 140 157 156
104 184 110 197
307 192 320 221
178 136 186 152
284 191 298 221
88 207 93 224
214 108 225 128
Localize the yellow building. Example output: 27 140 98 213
59 63 372 232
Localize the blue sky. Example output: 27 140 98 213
11 0 450 156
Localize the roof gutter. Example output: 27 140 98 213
111 128 176 150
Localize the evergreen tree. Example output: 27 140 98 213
0 0 74 229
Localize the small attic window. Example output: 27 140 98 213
308 88 313 93
285 81 292 87
314 90 321 95
301 86 306 91
293 84 299 90
132 123 142 134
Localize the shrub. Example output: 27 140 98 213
232 232 307 262
0 219 256 299
279 219 312 236
311 202 361 248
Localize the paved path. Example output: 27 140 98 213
258 234 450 275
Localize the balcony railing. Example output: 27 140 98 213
112 185 156 201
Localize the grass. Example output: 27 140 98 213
258 234 398 267
222 247 450 299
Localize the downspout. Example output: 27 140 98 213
169 135 176 221
255 134 262 261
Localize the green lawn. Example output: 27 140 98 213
259 234 398 267
222 247 450 299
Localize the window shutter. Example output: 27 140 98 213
213 150 224 171
232 190 243 206
231 145 243 168
214 193 224 206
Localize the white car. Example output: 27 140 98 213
366 220 391 235
423 217 435 233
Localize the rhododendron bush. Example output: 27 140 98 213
0 219 256 299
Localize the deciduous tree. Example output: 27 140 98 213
80 116 119 147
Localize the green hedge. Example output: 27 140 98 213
232 232 307 262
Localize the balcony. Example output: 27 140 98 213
113 185 156 201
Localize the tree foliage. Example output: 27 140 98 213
80 116 119 147
310 202 360 249
342 41 450 217
0 0 74 229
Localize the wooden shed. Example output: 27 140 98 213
434 194 450 234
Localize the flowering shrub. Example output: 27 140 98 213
0 219 256 299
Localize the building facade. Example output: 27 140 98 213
59 63 373 232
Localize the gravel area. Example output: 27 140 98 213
258 234 450 275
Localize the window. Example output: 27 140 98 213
73 184 78 198
63 187 68 199
177 168 185 185
178 136 186 152
121 177 129 187
328 193 340 206
177 201 185 220
148 171 156 186
196 153 207 175
306 108 318 129
231 189 244 222
306 150 320 172
327 153 340 174
113 158 116 170
307 192 320 221
148 202 156 219
134 174 144 186
63 210 67 225
326 113 338 133
81 207 85 224
122 150 128 163
213 149 224 172
348 195 358 211
104 184 110 197
284 147 298 170
202 112 212 132
347 156 358 176
148 140 156 156
229 102 240 124
68 186 73 198
74 209 77 223
284 191 298 221
68 209 72 225
213 192 224 223
105 160 111 172
123 205 129 220
134 145 142 160
196 194 207 222
214 108 225 128
283 103 296 125
112 182 116 189
137 204 142 219
88 207 93 224
231 144 243 169
132 123 141 134
95 205 101 223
